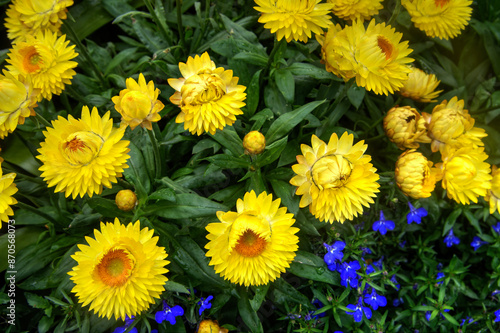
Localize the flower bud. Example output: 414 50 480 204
395 149 440 199
197 319 228 333
115 189 137 211
485 165 500 215
243 131 266 155
383 106 430 150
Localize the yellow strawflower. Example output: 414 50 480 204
205 191 299 286
253 0 334 43
115 190 137 212
37 106 130 199
243 131 266 155
112 73 164 130
4 0 73 43
327 0 383 21
436 145 492 205
395 149 441 199
6 30 78 101
0 71 39 139
383 106 431 150
198 319 229 333
402 0 473 39
290 132 380 223
0 165 18 228
318 20 413 95
485 165 500 215
168 52 246 135
399 67 443 103
68 219 169 320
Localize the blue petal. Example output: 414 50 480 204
353 309 363 322
113 328 126 333
155 311 167 324
363 306 372 320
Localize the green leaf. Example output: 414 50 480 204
206 154 251 169
288 62 338 80
86 197 128 219
148 188 176 202
238 290 264 333
271 278 310 307
210 127 245 157
274 68 295 103
269 179 299 216
257 136 288 168
104 47 138 75
164 281 190 294
250 284 270 312
25 292 51 310
442 311 460 326
442 208 462 236
124 141 151 196
245 70 262 118
233 52 268 67
463 209 482 235
147 193 228 219
346 85 365 109
288 251 340 285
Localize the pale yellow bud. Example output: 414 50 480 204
395 149 440 199
485 165 500 215
243 131 266 155
115 190 137 211
383 106 430 150
197 319 228 333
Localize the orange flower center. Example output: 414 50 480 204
234 230 267 257
62 131 104 166
377 36 393 60
66 137 85 152
96 248 135 287
435 0 450 8
21 46 42 73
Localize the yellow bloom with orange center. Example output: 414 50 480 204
0 71 39 139
205 191 299 286
5 30 78 101
383 106 431 150
4 0 73 43
395 149 441 199
399 67 443 103
0 165 18 228
290 132 380 223
436 145 492 205
168 52 246 135
485 165 500 215
254 0 333 43
243 131 266 155
112 73 164 130
68 219 169 320
402 0 473 40
327 0 383 21
37 106 130 199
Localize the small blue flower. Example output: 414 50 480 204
399 240 406 249
113 316 138 333
341 275 359 288
340 260 361 281
198 295 213 316
366 264 376 275
444 228 460 247
493 222 500 234
346 297 372 323
494 309 500 322
492 290 500 297
471 236 488 251
323 241 346 266
155 301 184 325
393 297 404 307
312 299 326 319
360 247 372 255
364 288 387 311
373 257 384 270
406 202 427 224
436 272 445 285
390 275 400 290
372 211 395 235
460 316 474 326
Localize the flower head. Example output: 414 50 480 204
444 228 460 247
346 297 372 322
112 73 164 130
339 260 361 281
254 0 333 43
68 219 169 320
0 166 18 227
395 149 441 199
372 211 395 235
197 319 229 333
290 132 380 223
383 106 430 150
364 288 387 311
493 222 500 234
471 236 488 251
168 52 246 135
494 309 500 323
402 0 473 40
485 165 500 215
406 202 427 224
6 30 78 101
198 295 213 316
399 67 443 103
436 272 445 285
205 191 299 286
37 106 130 199
113 316 138 333
155 301 184 325
390 275 400 290
323 241 345 267
115 190 137 212
327 0 383 21
243 131 266 155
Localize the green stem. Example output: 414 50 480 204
176 0 186 53
387 0 401 27
35 113 52 128
16 201 59 225
366 133 386 142
264 38 286 76
143 0 172 45
147 128 162 179
190 0 211 53
156 176 193 194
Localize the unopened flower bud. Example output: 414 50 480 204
243 131 266 155
395 149 441 199
383 106 430 150
115 189 137 211
197 319 228 333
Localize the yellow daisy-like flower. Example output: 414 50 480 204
0 71 39 139
37 106 130 199
422 97 486 152
436 145 492 205
395 149 441 199
383 106 431 150
485 165 500 215
112 73 164 130
290 132 380 223
205 191 299 286
4 0 73 43
402 0 473 40
0 165 18 228
253 0 334 43
68 219 169 320
327 0 383 21
5 30 78 101
319 20 414 95
399 67 443 103
168 52 246 135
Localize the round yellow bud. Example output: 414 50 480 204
197 319 228 333
383 106 430 150
115 190 137 211
485 165 500 215
243 131 266 155
395 149 440 199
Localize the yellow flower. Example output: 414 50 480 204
111 73 164 130
327 0 383 21
319 20 413 95
115 190 137 212
243 131 266 155
402 0 473 40
168 52 246 135
68 219 169 320
395 149 441 199
0 71 39 139
205 191 299 286
290 132 380 223
399 67 443 103
4 0 73 43
436 145 492 205
383 106 431 150
0 165 18 228
37 106 130 199
485 165 500 215
253 0 333 43
5 30 78 101
422 97 486 152
198 319 229 333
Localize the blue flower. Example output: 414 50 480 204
366 264 376 275
364 288 387 311
390 275 400 290
341 275 359 288
493 222 500 234
373 257 384 270
393 297 404 307
312 299 326 319
436 272 445 285
360 247 372 255
471 236 488 251
443 229 460 247
425 311 432 321
155 301 184 325
323 241 345 266
406 202 427 224
372 211 395 235
113 316 138 333
399 240 406 249
494 309 500 322
460 316 474 326
198 295 213 316
340 260 361 281
346 297 372 323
